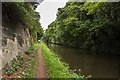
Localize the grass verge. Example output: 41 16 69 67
2 43 39 78
24 43 39 78
41 42 85 79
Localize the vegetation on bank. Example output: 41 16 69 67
43 2 120 55
41 43 85 79
2 44 39 78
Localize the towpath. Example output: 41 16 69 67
36 48 48 78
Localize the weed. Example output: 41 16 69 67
41 43 85 79
4 43 40 78
25 44 39 55
23 43 39 78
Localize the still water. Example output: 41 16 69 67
47 43 120 78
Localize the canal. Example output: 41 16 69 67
47 43 120 78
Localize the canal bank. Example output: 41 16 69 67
41 43 85 79
47 43 120 78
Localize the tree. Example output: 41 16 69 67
44 2 120 55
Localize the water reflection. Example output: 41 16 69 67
47 43 120 78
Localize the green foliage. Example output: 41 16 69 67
41 43 85 79
2 2 43 41
4 43 39 78
23 43 39 78
25 44 39 55
5 55 24 75
23 53 37 77
43 2 120 54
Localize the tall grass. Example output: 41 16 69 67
41 43 85 79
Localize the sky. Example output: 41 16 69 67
36 0 68 30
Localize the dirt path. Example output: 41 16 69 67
36 48 48 78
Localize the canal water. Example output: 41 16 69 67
47 43 120 78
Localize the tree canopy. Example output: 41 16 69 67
44 2 120 55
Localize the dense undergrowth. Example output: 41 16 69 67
2 43 39 78
41 42 85 79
